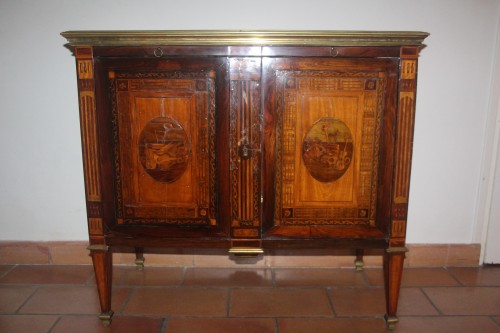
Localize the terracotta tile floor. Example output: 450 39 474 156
0 264 499 332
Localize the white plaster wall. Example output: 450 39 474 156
0 0 499 241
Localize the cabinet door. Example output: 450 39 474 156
100 58 230 236
262 57 397 239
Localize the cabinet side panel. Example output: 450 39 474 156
75 47 104 244
390 47 420 247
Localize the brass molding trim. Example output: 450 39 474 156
87 244 110 251
229 247 264 258
386 246 409 253
61 30 429 47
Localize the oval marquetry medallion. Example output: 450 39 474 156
138 117 191 183
302 118 353 182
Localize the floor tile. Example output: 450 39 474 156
274 268 366 287
1 263 499 333
329 286 439 317
265 249 355 268
113 247 194 266
394 316 500 333
362 268 385 286
424 287 500 315
448 267 500 286
0 244 50 264
0 314 58 333
398 288 440 315
110 266 183 286
230 288 332 317
0 265 93 284
364 268 459 287
49 242 92 265
279 317 389 333
193 249 266 268
183 268 273 287
0 286 37 313
401 268 460 286
166 318 276 333
0 265 14 278
18 286 130 314
329 287 385 316
51 315 163 333
124 287 227 316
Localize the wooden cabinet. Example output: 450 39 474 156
62 30 428 329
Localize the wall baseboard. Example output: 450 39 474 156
0 241 481 267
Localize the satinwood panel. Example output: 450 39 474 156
110 70 217 226
263 58 396 236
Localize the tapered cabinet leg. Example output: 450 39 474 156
88 245 113 327
383 247 407 330
354 249 364 271
134 247 145 271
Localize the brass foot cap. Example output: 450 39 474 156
354 258 364 271
135 257 145 271
99 311 114 327
384 314 399 331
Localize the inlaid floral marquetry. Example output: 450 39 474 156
138 116 191 183
302 117 354 183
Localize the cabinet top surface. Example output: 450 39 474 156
61 30 429 47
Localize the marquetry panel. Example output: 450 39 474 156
229 58 261 237
393 47 419 207
274 70 385 226
401 60 416 79
110 70 217 225
88 218 103 236
79 91 101 201
75 47 102 207
394 94 415 204
86 201 102 218
77 60 93 79
391 220 406 238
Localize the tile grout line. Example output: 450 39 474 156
359 268 372 287
443 266 466 286
179 266 188 286
0 264 18 280
119 286 138 315
490 316 500 328
46 315 63 333
159 317 169 333
14 284 41 314
226 287 232 318
84 270 95 285
419 286 444 316
325 287 338 317
274 317 280 333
